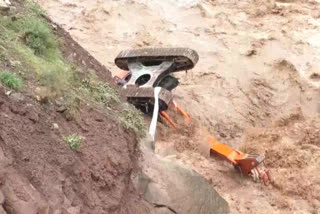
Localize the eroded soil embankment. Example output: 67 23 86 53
0 86 148 214
0 3 151 212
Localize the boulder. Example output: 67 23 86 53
132 136 230 214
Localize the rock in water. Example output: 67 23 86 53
132 136 230 214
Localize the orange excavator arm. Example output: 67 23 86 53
208 136 271 185
208 136 245 164
160 100 189 129
160 111 177 129
155 97 271 185
172 101 190 122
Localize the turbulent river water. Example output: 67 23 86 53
36 0 320 213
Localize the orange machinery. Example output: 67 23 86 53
112 48 270 185
160 100 190 129
114 70 271 185
208 136 271 185
161 106 271 185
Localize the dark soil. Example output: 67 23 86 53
0 85 152 213
0 2 152 213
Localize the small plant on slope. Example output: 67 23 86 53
25 1 47 17
120 104 147 139
80 78 120 108
0 71 23 90
63 135 84 151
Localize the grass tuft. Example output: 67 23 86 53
25 1 47 17
0 12 72 98
64 94 81 120
63 134 84 151
120 104 147 139
6 16 58 58
80 78 120 108
0 71 23 90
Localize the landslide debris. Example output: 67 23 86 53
30 0 320 213
0 1 228 214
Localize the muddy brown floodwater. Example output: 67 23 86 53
36 0 320 213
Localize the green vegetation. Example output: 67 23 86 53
63 134 85 151
120 104 147 139
0 71 23 90
22 17 57 57
0 10 56 59
0 5 119 106
25 1 47 17
0 1 143 139
80 77 120 108
0 3 70 97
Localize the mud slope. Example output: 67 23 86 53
0 1 153 213
0 86 153 214
36 0 320 213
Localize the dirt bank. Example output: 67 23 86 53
35 0 320 213
0 1 154 212
0 86 150 214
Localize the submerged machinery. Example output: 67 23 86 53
114 47 271 185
